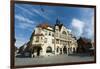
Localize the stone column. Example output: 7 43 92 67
67 47 69 55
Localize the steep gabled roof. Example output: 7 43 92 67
55 17 63 31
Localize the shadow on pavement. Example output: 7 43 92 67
68 53 94 57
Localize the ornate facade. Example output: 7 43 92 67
29 19 78 57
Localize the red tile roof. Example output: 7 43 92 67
37 23 49 29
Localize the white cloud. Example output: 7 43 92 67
18 22 34 30
15 15 34 24
15 40 25 48
15 36 29 48
71 18 85 38
71 16 94 40
82 15 94 39
15 15 36 47
16 4 50 21
71 18 84 29
77 8 94 39
71 8 94 39
15 15 36 30
15 5 35 16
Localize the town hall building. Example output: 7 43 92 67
17 19 78 57
26 18 78 57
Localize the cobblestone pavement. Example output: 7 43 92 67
15 54 94 66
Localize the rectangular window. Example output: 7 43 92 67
56 39 59 44
52 39 54 44
35 36 39 42
45 33 47 35
44 30 47 35
45 31 47 35
49 32 51 36
44 38 47 43
52 33 54 37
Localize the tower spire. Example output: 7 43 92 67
56 16 60 25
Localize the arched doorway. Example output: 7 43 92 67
33 46 42 56
63 46 67 54
46 46 52 53
37 46 42 56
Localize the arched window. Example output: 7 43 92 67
62 31 67 35
46 46 52 53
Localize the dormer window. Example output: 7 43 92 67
62 31 67 35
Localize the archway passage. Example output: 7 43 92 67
46 46 52 53
33 46 42 56
37 46 42 56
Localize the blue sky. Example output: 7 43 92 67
14 3 94 48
